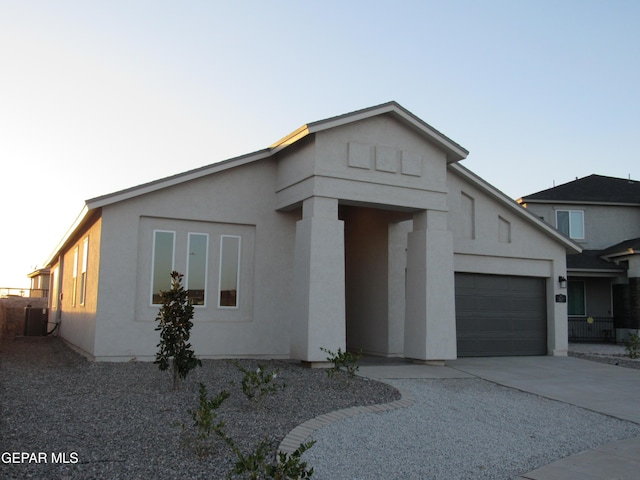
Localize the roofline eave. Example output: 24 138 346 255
86 149 273 210
43 204 91 267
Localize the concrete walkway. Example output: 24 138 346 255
358 355 640 480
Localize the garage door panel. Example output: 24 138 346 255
455 273 547 357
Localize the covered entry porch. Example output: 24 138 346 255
288 196 458 364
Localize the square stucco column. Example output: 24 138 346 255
290 197 346 362
404 210 457 362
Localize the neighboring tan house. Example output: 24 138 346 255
27 268 50 298
43 102 579 362
518 174 640 343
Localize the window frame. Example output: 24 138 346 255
567 280 586 317
186 232 209 307
556 209 585 240
218 235 242 309
71 246 79 307
79 236 89 306
150 230 176 305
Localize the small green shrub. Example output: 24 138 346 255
320 347 362 382
180 375 316 478
624 332 640 359
190 382 230 438
182 382 229 457
269 441 316 480
226 439 316 480
154 271 202 390
233 361 285 404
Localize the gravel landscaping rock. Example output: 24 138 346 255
0 337 399 479
568 343 640 370
302 377 640 480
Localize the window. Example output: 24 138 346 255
79 237 89 305
72 246 79 306
568 280 586 316
187 233 208 306
219 235 241 308
151 231 175 304
556 210 584 239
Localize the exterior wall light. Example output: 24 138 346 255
558 276 567 289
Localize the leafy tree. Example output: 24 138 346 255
155 271 201 390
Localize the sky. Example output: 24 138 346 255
1 0 638 288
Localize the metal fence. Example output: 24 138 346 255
0 288 48 298
0 287 31 297
568 316 616 343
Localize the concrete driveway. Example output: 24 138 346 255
450 356 640 424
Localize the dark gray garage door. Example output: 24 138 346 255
455 273 547 356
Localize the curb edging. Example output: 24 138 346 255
278 385 415 455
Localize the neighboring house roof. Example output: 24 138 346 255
519 174 640 205
27 268 51 278
567 250 626 273
600 237 640 259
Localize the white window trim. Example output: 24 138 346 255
186 232 209 308
72 246 79 307
218 235 241 309
556 209 585 240
150 230 176 306
79 236 89 306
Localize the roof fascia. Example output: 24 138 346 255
43 205 90 267
450 163 582 254
518 198 640 207
87 102 468 211
269 125 311 155
277 102 469 163
601 250 637 260
567 269 624 278
86 149 272 210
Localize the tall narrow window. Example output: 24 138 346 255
568 280 586 316
152 231 175 304
556 210 584 239
187 233 208 306
79 237 89 305
219 235 241 308
72 246 79 306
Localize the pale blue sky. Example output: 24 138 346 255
1 0 638 287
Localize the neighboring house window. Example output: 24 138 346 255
556 210 584 239
568 280 586 316
219 235 241 308
72 246 79 306
79 237 89 306
187 233 208 306
151 230 175 304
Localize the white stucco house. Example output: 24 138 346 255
43 102 580 363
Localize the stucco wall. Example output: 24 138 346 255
51 216 101 357
52 110 575 361
524 203 640 250
447 168 569 355
92 158 300 360
277 114 450 212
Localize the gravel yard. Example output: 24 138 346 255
0 337 398 479
3 337 640 480
302 377 640 480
